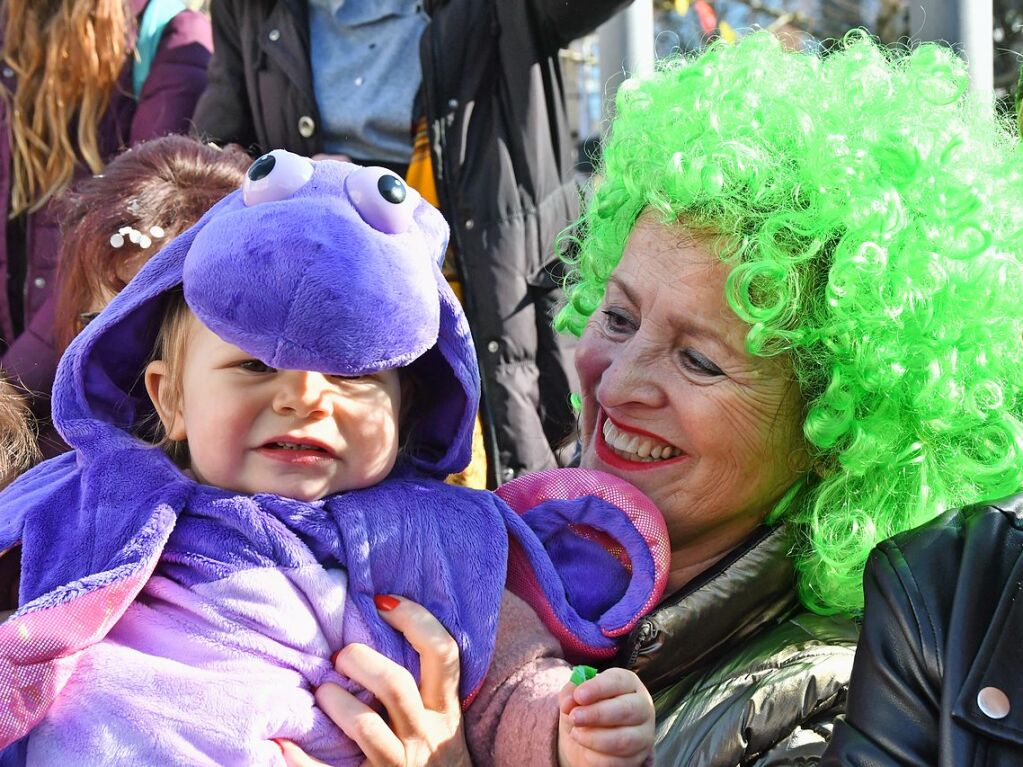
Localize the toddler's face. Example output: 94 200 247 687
148 314 402 501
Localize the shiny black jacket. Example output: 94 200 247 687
823 497 1023 766
193 0 630 484
620 524 859 766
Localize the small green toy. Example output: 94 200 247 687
570 665 598 685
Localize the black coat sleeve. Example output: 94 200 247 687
821 543 942 766
192 0 258 150
530 0 633 51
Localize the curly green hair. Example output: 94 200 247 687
558 31 1023 615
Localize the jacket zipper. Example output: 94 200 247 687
625 617 655 668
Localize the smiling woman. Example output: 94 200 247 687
576 217 809 592
555 30 1023 765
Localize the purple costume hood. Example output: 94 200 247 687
59 154 476 476
0 154 668 763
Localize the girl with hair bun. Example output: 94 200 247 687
0 0 211 445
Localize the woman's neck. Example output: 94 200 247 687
663 518 767 596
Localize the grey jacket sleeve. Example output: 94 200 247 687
192 0 258 150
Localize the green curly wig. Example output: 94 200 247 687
558 31 1023 615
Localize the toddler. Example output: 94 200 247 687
0 153 667 765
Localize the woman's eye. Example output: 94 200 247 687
601 309 635 333
680 349 724 377
239 360 275 373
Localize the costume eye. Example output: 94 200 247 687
242 150 314 206
345 166 420 234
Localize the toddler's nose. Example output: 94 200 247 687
274 371 332 418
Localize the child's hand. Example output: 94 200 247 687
557 667 654 767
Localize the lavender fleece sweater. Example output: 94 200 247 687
0 154 668 765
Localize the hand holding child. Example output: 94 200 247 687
558 666 655 767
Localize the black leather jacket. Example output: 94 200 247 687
822 497 1023 766
621 524 859 766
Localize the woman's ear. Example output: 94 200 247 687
144 360 186 441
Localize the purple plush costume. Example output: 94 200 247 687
0 153 668 765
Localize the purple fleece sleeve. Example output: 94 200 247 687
130 9 212 143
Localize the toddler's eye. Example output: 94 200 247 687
345 166 420 234
242 150 314 206
240 359 275 373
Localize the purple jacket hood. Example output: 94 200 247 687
56 152 476 477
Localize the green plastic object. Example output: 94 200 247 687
569 665 598 686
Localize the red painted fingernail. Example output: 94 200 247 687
329 649 341 665
374 594 400 611
271 738 285 754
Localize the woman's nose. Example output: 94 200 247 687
596 340 662 409
273 371 331 418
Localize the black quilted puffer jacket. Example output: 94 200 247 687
619 523 859 766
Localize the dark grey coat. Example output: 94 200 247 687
193 0 629 484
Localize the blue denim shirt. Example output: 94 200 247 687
308 0 428 164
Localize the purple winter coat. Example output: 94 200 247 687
0 0 212 423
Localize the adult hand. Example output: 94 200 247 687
278 595 472 767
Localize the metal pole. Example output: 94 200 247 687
910 0 993 97
959 0 993 96
598 2 655 123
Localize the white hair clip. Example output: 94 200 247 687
109 225 167 250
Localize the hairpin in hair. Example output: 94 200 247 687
109 225 166 250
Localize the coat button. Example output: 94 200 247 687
977 687 1011 719
486 340 499 353
2 67 13 78
298 115 316 138
447 98 458 110
33 277 45 289
268 28 281 42
464 218 474 231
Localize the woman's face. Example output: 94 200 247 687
576 215 809 563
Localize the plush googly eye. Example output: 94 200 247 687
242 150 314 206
346 166 421 234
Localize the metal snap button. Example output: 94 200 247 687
2 67 13 78
298 115 316 138
464 218 474 231
268 28 281 42
33 277 45 289
978 687 1011 719
447 98 458 110
486 340 499 353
